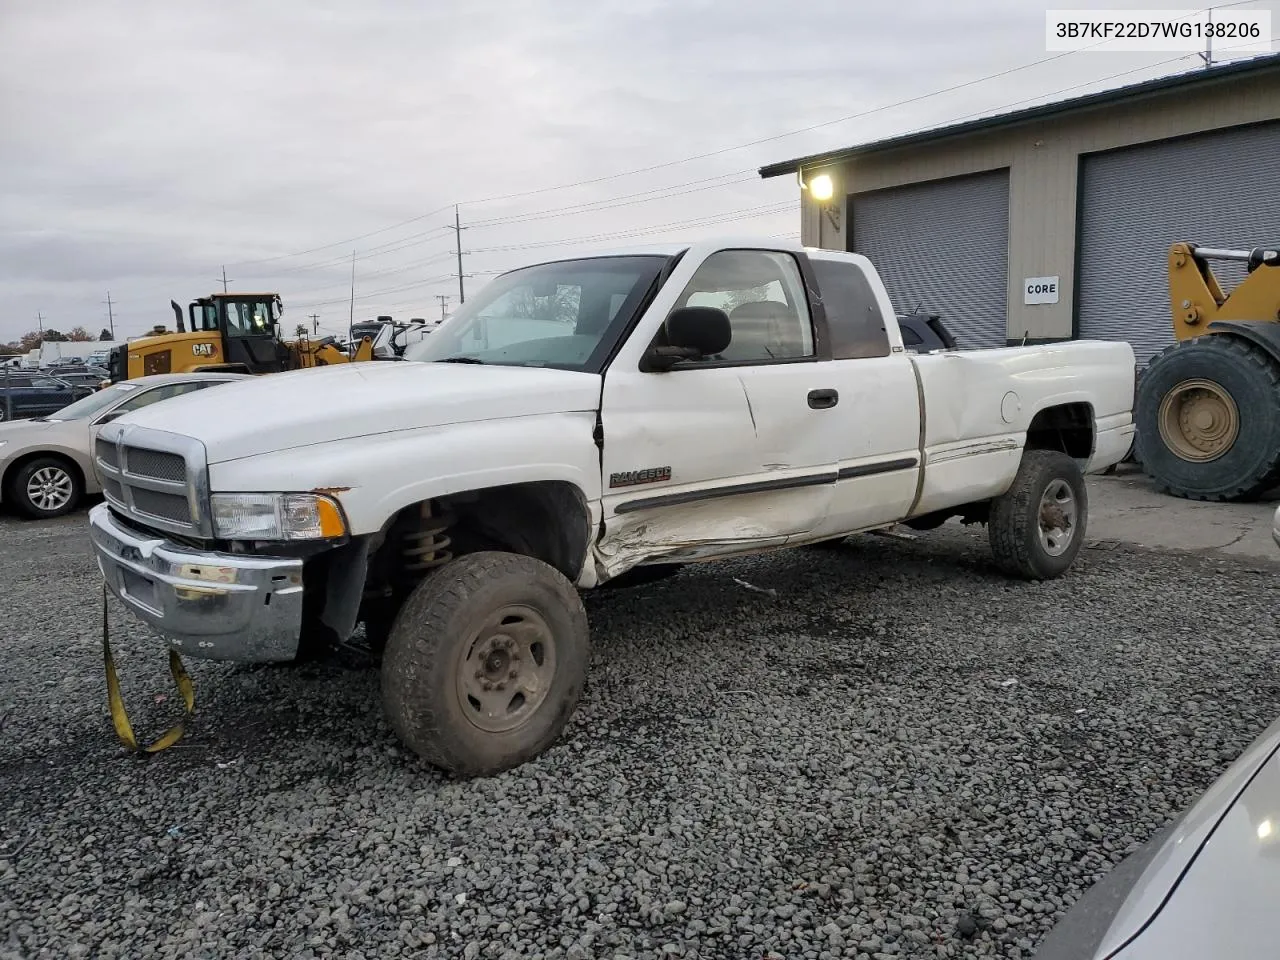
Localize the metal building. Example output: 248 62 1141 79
759 54 1280 363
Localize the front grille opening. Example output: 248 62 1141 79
131 488 192 524
102 478 124 502
125 448 186 483
95 439 119 469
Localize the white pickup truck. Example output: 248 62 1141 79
88 238 1136 774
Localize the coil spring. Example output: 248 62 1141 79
403 504 453 573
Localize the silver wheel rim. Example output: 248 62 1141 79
1038 478 1076 557
455 604 557 734
26 465 74 512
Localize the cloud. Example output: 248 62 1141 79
0 0 1257 341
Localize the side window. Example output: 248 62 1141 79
114 382 200 413
810 258 891 359
900 325 923 346
673 250 814 363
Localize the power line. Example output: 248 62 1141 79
176 45 1167 271
222 203 458 270
464 170 757 227
465 201 796 255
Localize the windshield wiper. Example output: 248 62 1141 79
437 356 485 364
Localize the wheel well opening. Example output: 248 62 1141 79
377 481 591 585
1 451 85 495
1026 403 1094 460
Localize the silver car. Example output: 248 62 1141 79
0 372 248 519
1034 714 1280 958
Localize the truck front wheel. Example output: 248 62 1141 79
987 450 1087 581
380 551 590 775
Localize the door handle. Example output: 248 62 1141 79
807 388 839 410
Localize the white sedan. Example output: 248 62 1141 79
0 372 248 519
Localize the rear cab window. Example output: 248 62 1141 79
810 257 891 359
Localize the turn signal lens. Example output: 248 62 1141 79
315 496 346 539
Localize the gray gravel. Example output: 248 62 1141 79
2 506 1279 960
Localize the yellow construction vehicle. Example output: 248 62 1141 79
1134 241 1280 501
106 292 375 383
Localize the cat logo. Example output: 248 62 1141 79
192 343 216 357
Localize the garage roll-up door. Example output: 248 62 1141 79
851 169 1010 349
1078 121 1280 367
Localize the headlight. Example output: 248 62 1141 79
211 492 347 541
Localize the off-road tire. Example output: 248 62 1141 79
988 450 1087 581
380 551 589 776
7 455 83 519
1135 335 1280 501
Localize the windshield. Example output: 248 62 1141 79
46 382 139 420
404 255 669 372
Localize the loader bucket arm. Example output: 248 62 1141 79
1168 241 1280 340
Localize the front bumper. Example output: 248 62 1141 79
88 502 304 662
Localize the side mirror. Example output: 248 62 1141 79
643 306 732 371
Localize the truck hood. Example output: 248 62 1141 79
112 361 602 464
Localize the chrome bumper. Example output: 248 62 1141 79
88 502 304 662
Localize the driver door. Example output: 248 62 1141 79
596 247 837 576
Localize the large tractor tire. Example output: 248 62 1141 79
1135 335 1280 502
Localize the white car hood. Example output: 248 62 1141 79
112 361 602 464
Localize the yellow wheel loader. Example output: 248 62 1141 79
106 293 376 383
1135 242 1280 501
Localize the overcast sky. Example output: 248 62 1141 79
1 0 1276 344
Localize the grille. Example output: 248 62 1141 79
95 438 119 469
102 477 124 503
130 488 192 524
125 448 187 483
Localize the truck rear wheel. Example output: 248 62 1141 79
988 450 1087 581
1135 335 1280 501
380 551 589 776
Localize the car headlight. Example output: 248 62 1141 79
210 492 348 541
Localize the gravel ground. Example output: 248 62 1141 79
2 506 1279 960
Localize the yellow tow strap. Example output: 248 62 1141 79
102 586 195 753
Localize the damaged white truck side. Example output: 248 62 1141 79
88 238 1136 774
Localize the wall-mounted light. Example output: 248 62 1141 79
809 173 835 202
800 169 841 233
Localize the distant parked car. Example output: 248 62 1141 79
897 313 959 353
0 374 93 422
41 366 111 391
0 371 249 519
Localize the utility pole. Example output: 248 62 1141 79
453 204 466 303
435 294 451 322
218 266 233 293
104 291 116 338
348 249 357 346
309 313 320 335
1199 8 1214 68
36 311 44 337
